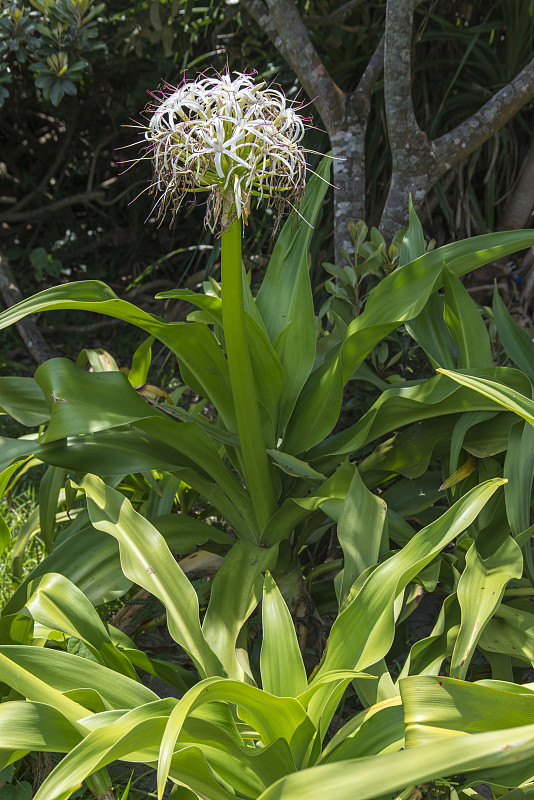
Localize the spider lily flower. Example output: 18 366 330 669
141 70 309 231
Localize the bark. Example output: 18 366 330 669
241 0 534 248
499 140 534 230
0 252 54 364
241 0 383 264
381 0 437 237
380 0 534 239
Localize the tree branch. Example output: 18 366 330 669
384 0 422 153
239 0 291 60
354 33 385 101
261 0 344 127
0 190 105 223
435 54 534 170
0 253 54 364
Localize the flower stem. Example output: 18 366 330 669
221 217 277 534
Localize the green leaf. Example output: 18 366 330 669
451 537 523 679
256 155 332 429
261 572 307 697
0 645 156 722
315 478 505 677
399 594 460 679
127 335 154 386
79 475 224 678
405 292 456 369
442 264 493 368
261 460 355 546
38 465 66 549
479 602 534 664
158 677 314 795
437 368 534 424
319 696 403 763
20 572 139 679
493 287 534 382
0 282 237 431
339 228 534 384
282 352 344 454
504 421 534 536
266 449 326 481
336 465 387 606
202 542 278 681
503 420 534 584
0 701 81 753
258 722 534 800
34 358 163 444
307 368 530 468
399 198 425 266
0 377 50 426
157 289 285 431
402 675 534 746
0 512 9 558
401 204 456 368
2 523 132 614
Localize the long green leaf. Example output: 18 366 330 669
34 358 163 443
336 465 387 605
314 478 505 677
157 289 285 433
282 352 344 454
319 696 403 763
442 264 493 368
0 377 50 426
480 602 534 664
256 155 332 429
402 675 534 745
0 282 237 430
451 537 523 679
158 677 315 797
339 228 534 384
20 572 138 679
79 474 224 678
258 723 534 800
437 367 534 424
0 701 82 752
261 572 308 697
493 287 534 382
0 646 157 710
202 542 278 681
400 594 460 679
0 511 9 558
406 292 456 369
307 368 530 467
402 201 456 369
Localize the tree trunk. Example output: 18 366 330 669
499 140 534 230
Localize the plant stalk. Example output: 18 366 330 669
220 217 277 534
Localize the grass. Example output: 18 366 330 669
0 480 45 607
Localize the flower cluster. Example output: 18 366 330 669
142 70 308 232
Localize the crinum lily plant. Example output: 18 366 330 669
142 69 309 534
3 69 534 800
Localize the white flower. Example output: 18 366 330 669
140 70 308 232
